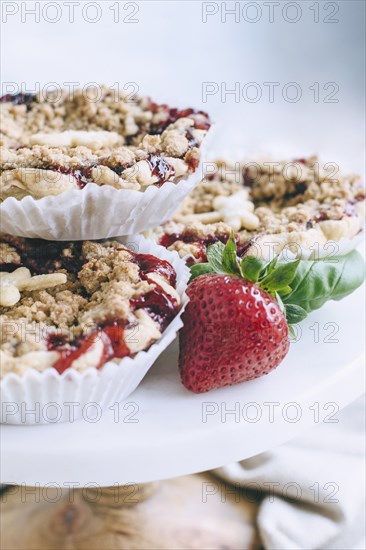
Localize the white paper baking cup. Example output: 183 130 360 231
0 129 214 240
0 236 190 425
295 231 365 259
254 230 365 261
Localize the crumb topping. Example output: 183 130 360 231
0 87 211 200
155 156 365 262
0 235 180 377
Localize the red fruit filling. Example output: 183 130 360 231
133 253 177 286
1 237 180 373
50 281 178 374
131 289 178 330
132 253 179 328
149 103 211 134
159 230 247 264
160 231 227 251
147 155 175 186
45 154 177 189
50 330 115 374
47 165 94 189
0 235 84 274
0 93 36 106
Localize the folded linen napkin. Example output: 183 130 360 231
213 396 366 550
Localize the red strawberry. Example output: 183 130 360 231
179 274 289 393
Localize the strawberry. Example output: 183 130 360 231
178 233 365 393
178 233 301 393
179 273 289 393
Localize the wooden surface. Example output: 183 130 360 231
0 475 261 550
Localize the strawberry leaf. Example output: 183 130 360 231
285 303 308 324
222 234 241 275
288 324 297 339
278 285 293 296
190 263 214 281
274 291 285 314
261 260 300 292
207 241 226 273
189 240 364 330
263 256 278 276
241 256 267 282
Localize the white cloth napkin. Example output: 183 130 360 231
214 396 366 550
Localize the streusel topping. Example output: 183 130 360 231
155 156 365 262
0 87 211 199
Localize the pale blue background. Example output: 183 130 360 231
1 0 365 170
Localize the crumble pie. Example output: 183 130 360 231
0 86 211 200
153 157 365 262
0 235 181 378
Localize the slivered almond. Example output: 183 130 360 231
16 273 67 291
30 130 123 150
0 271 67 307
179 212 222 224
0 283 21 307
0 267 31 283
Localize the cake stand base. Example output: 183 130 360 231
0 476 260 550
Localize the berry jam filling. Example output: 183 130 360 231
159 232 222 264
0 235 84 275
160 231 248 265
147 155 175 186
49 286 178 373
313 212 330 223
0 93 37 106
102 322 130 358
46 155 177 189
130 289 177 330
49 329 117 374
186 129 199 148
49 281 178 373
133 253 177 286
355 191 366 202
313 200 363 223
2 236 180 373
204 172 218 182
185 153 200 172
160 230 229 252
49 286 177 374
149 103 211 134
130 252 179 328
48 281 178 373
47 165 94 189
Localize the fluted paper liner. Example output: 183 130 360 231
0 237 190 425
0 129 213 240
263 232 365 260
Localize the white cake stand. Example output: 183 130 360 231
1 284 364 487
